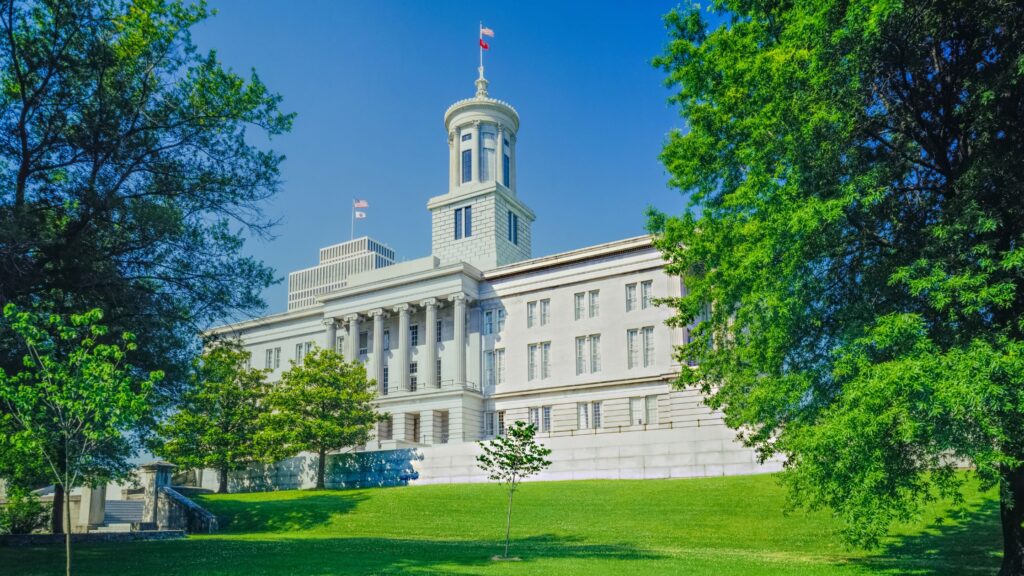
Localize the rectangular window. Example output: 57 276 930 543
484 411 495 436
359 331 369 356
526 301 537 328
497 410 506 436
589 290 600 318
646 395 659 425
495 348 506 384
541 341 551 379
539 299 550 326
295 343 303 363
274 347 281 368
436 319 443 343
507 210 519 245
410 324 419 347
589 334 601 373
379 418 393 441
542 406 552 432
383 329 390 350
574 292 585 320
641 280 653 309
265 349 273 369
528 407 540 428
484 310 494 335
630 397 644 425
627 329 639 369
642 326 655 367
484 351 495 387
503 153 510 187
383 365 389 395
464 205 472 237
575 336 587 375
409 362 418 391
527 344 537 381
497 309 506 332
592 402 602 429
578 403 590 429
454 208 463 240
436 359 442 387
461 149 472 183
626 283 637 312
461 133 472 142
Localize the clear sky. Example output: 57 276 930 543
190 1 693 315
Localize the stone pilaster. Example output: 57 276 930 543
422 298 438 389
450 294 467 385
370 309 385 394
394 304 410 391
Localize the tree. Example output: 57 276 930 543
259 347 384 490
154 341 268 494
476 420 551 559
0 304 159 576
0 0 291 436
651 1 1024 573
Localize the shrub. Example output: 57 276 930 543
0 486 49 535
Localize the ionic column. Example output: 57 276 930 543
450 294 466 385
394 304 411 390
370 309 385 394
448 130 458 191
472 121 482 183
496 124 504 186
345 314 360 362
322 318 339 351
422 298 438 389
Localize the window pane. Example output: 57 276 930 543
574 293 584 320
541 342 551 378
464 205 472 237
575 336 586 375
540 299 550 325
593 402 602 429
627 329 638 369
542 406 551 432
578 403 589 429
626 284 637 312
630 397 644 425
496 349 505 384
641 280 653 309
454 208 463 240
497 310 506 331
590 335 601 373
503 153 510 187
589 290 600 318
461 149 472 183
646 395 659 425
643 326 654 367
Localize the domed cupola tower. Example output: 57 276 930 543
428 69 535 270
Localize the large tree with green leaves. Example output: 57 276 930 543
650 1 1024 573
260 347 384 490
0 0 291 418
0 304 159 576
154 341 268 493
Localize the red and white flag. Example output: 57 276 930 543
353 199 369 208
354 211 367 219
479 38 489 50
480 25 494 38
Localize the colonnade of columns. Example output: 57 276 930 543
329 293 469 394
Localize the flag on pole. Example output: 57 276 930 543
479 38 489 50
480 26 494 37
353 199 369 208
354 211 367 219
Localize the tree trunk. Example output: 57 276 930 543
1001 466 1024 576
217 467 228 494
64 485 71 576
316 448 326 490
504 489 514 558
51 484 65 534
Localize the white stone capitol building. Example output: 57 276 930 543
207 71 780 489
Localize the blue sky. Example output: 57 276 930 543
190 1 693 315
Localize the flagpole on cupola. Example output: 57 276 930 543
478 23 494 97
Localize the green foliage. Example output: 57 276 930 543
154 341 268 491
651 0 1024 554
259 347 384 489
0 0 293 419
477 420 552 557
0 485 48 535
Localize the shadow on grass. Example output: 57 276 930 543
854 499 1002 575
195 492 369 533
0 534 664 576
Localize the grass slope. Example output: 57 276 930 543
0 474 1001 575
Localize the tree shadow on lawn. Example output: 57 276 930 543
3 534 665 576
198 492 370 533
853 499 1002 575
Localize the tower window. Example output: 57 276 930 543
503 152 510 187
461 149 472 183
507 210 519 245
481 129 496 181
454 206 472 240
462 133 472 142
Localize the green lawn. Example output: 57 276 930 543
0 474 1002 575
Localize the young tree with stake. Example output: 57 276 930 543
0 305 159 576
476 420 552 559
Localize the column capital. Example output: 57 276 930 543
393 303 411 314
368 308 387 318
343 314 360 323
448 293 467 304
420 297 438 308
322 318 341 329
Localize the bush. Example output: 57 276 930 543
0 486 48 535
